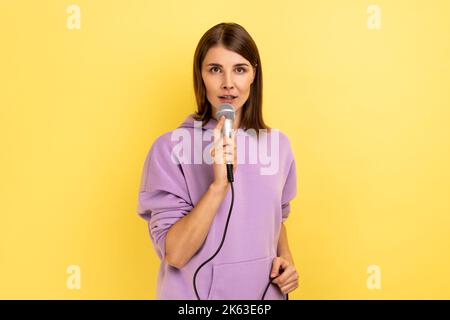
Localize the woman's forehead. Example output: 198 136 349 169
204 46 249 65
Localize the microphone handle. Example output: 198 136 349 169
223 119 234 183
226 163 234 183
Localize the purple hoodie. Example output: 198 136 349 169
137 113 297 300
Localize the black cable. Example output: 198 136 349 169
193 164 288 300
261 278 289 300
193 180 235 300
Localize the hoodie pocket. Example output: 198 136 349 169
207 256 285 300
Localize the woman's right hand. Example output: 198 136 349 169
210 115 237 189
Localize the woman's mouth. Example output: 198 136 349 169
218 95 238 103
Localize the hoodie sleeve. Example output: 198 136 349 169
281 136 297 222
137 134 194 261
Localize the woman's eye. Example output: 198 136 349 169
209 67 246 73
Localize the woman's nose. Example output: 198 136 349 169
222 84 234 89
221 72 234 89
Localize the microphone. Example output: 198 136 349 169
215 104 235 183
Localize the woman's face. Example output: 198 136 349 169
201 45 256 117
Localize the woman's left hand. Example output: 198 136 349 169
270 256 299 294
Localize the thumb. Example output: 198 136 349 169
271 258 281 278
213 116 225 142
217 115 225 130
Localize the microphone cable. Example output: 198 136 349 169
193 164 288 300
192 176 234 300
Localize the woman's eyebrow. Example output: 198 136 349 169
207 63 249 67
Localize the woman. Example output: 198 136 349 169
137 22 299 300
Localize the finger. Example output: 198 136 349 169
270 258 282 279
273 263 295 284
213 137 224 154
224 134 232 150
212 143 225 164
213 129 221 143
279 258 290 270
214 117 224 134
224 139 233 159
217 115 225 128
276 270 298 286
224 152 233 164
271 257 289 279
213 116 225 142
223 143 233 152
281 280 298 292
210 148 217 161
273 266 296 285
280 282 298 294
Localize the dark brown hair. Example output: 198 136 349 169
192 22 270 135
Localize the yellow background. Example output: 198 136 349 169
1 0 449 299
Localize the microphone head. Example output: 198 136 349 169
215 104 235 121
